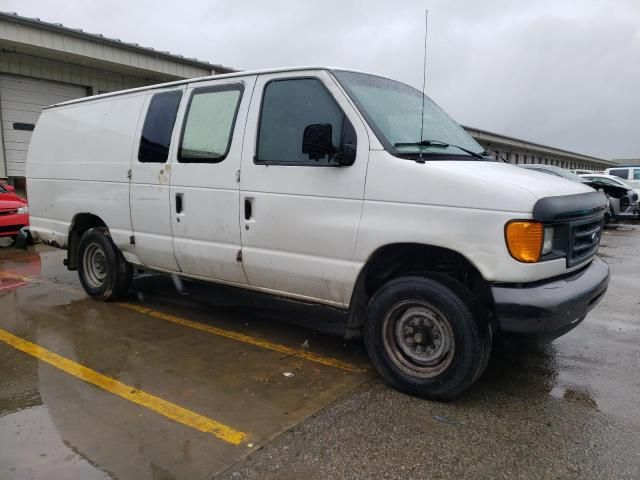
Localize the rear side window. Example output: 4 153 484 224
633 169 640 180
608 168 629 179
178 85 243 163
138 90 183 163
590 177 618 186
256 78 354 165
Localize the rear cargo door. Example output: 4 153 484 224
129 88 185 271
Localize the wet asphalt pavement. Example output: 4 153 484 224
0 222 639 480
221 223 640 480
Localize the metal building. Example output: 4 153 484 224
463 126 617 171
0 11 233 188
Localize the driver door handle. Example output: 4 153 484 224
176 193 184 214
244 198 253 220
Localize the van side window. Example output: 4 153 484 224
138 90 183 163
608 168 629 180
178 85 243 163
256 78 356 165
634 169 640 180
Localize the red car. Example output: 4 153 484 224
0 183 29 242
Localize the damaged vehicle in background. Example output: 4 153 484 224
520 164 638 223
580 174 640 220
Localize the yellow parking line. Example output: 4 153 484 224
0 271 363 373
118 302 365 373
0 327 247 445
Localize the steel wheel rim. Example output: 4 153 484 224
382 300 455 378
83 242 108 289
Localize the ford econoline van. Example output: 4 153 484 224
25 67 610 399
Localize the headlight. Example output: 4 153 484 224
542 226 554 255
17 206 28 214
505 221 543 263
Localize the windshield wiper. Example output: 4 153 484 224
394 139 486 160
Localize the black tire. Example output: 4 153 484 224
364 276 491 400
77 228 132 301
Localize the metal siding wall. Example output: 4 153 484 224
0 51 151 94
0 18 211 79
0 52 207 178
0 74 87 177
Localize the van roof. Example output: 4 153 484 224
43 66 366 110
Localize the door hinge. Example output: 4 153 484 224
236 249 243 262
129 235 135 245
235 169 241 183
127 168 132 180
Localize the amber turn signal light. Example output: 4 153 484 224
505 221 543 263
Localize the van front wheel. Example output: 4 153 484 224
364 276 491 400
77 228 132 301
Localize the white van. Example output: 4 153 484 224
26 67 610 399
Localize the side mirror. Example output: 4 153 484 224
6 185 16 193
302 123 356 167
302 124 335 161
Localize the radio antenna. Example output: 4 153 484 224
419 10 429 160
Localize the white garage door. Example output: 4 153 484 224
0 75 87 177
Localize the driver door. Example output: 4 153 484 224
239 70 370 306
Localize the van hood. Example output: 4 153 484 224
367 152 597 215
436 161 593 199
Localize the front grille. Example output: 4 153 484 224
0 209 17 216
568 217 602 267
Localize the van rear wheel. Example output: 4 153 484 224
77 228 132 301
364 276 491 400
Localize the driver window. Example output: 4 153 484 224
256 78 355 165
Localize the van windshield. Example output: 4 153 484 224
333 70 486 159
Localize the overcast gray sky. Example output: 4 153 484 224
4 0 639 159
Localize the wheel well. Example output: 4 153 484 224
345 243 495 339
66 213 107 270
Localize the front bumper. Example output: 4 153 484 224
0 213 29 237
491 256 609 338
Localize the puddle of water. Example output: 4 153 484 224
0 405 113 480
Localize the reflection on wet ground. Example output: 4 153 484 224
1 223 640 479
0 245 371 479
